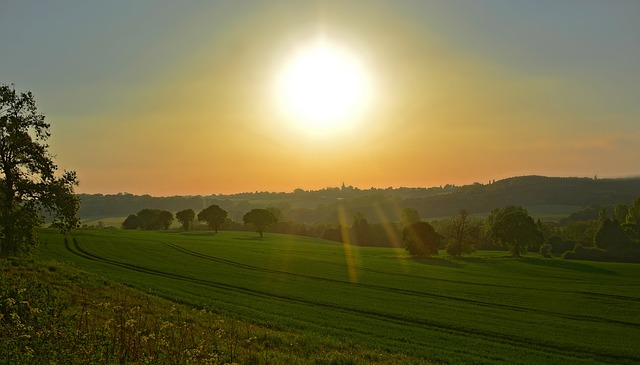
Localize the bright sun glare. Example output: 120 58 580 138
276 39 371 135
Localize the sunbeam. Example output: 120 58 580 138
337 202 359 283
372 201 410 272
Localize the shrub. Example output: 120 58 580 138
539 243 553 258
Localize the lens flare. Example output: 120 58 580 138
337 202 359 283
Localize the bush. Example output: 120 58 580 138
563 244 612 261
539 243 553 258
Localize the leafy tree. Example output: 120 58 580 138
352 212 370 245
539 243 553 258
133 209 173 230
561 220 599 247
0 83 79 256
489 209 543 257
485 205 527 240
619 196 640 240
159 210 173 230
122 214 141 230
400 208 420 226
243 208 278 238
266 207 283 222
198 205 227 233
175 209 195 231
594 218 632 250
443 209 482 258
403 221 442 257
627 196 640 226
614 203 629 224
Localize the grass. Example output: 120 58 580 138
20 229 640 364
1 256 424 364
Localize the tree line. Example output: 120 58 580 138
76 176 640 224
117 194 640 263
122 206 279 239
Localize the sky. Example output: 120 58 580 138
2 1 639 196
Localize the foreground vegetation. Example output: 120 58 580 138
24 229 640 364
1 256 425 364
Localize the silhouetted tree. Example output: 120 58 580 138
485 205 528 241
159 210 173 230
594 218 632 250
176 209 195 231
266 207 283 222
134 209 173 230
489 209 543 257
243 208 278 238
403 221 442 257
352 212 370 245
122 214 141 230
0 83 79 256
443 209 482 258
198 205 227 233
400 208 420 226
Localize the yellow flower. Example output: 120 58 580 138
124 319 137 328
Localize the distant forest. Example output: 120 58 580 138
78 175 640 224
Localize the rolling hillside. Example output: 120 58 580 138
77 176 640 223
36 229 640 364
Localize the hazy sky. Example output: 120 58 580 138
2 1 639 195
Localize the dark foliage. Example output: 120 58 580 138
122 214 141 230
197 205 227 233
121 209 173 230
443 209 482 258
403 221 442 257
0 83 79 256
243 209 278 238
175 209 195 231
594 219 632 250
76 176 640 223
489 208 543 257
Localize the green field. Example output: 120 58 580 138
37 229 640 364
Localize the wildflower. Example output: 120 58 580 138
124 319 137 328
5 297 16 306
18 288 26 294
103 318 113 330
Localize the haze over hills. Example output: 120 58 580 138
78 175 640 224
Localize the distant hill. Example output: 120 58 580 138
403 176 640 219
77 176 640 224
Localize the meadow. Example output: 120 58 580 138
34 229 640 364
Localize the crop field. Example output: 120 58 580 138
37 229 640 364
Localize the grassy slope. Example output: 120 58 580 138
36 229 640 364
1 258 425 364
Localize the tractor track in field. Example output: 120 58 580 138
63 238 640 364
162 241 640 329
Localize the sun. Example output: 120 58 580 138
275 39 372 135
